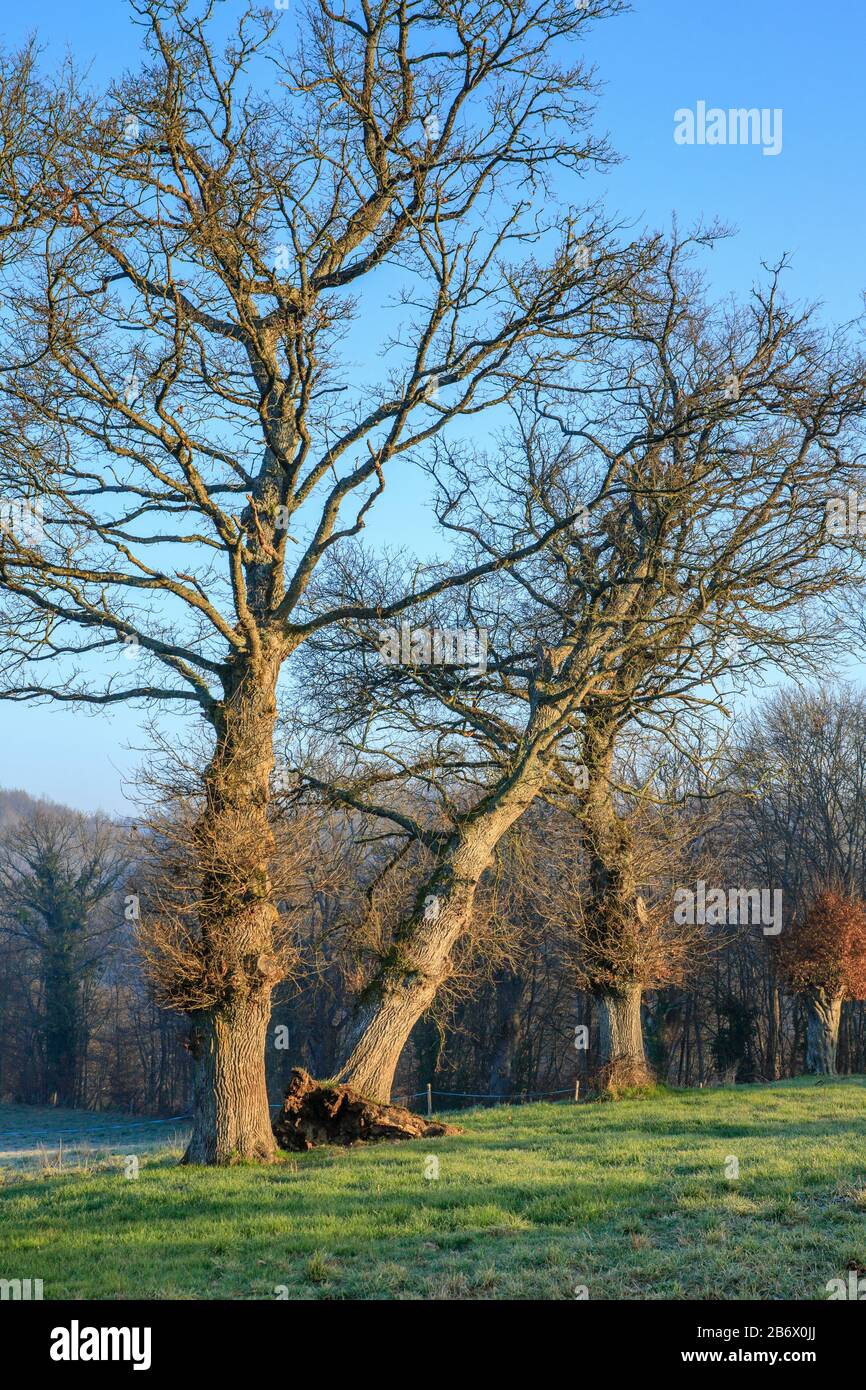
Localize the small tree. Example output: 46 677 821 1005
0 808 126 1105
778 889 866 1075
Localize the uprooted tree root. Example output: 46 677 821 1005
272 1068 462 1150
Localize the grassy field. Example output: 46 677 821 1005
2 1078 866 1300
0 1102 191 1174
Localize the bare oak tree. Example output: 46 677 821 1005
305 234 866 1101
0 0 629 1160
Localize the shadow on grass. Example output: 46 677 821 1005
4 1079 866 1298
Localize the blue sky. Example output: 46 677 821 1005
1 0 864 813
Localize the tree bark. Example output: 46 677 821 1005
596 984 646 1068
336 739 555 1103
333 867 478 1104
804 988 843 1076
488 969 524 1097
184 1001 274 1162
183 653 284 1164
579 709 654 1089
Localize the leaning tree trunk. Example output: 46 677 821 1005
334 620 645 1106
333 865 481 1104
184 655 284 1164
336 737 555 1103
804 987 843 1076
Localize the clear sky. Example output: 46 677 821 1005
1 0 864 813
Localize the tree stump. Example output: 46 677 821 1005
272 1068 462 1150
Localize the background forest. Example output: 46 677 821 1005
4 682 866 1116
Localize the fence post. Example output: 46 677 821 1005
574 1079 580 1103
427 1083 433 1117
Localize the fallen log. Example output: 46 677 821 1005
273 1068 461 1150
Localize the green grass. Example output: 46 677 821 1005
3 1078 866 1299
0 1102 191 1173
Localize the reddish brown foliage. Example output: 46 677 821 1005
778 889 866 1000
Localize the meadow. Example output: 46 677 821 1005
2 1079 865 1300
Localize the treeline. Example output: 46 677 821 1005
0 790 188 1112
3 682 866 1115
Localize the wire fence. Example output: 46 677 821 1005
393 1086 578 1113
208 1087 579 1117
42 1084 579 1133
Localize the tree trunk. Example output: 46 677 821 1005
333 877 476 1104
44 936 81 1107
183 654 284 1164
336 743 554 1103
184 1000 274 1162
333 583 648 1106
488 969 524 1097
596 984 646 1068
804 988 843 1076
579 710 655 1091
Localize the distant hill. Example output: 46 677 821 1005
0 787 83 830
